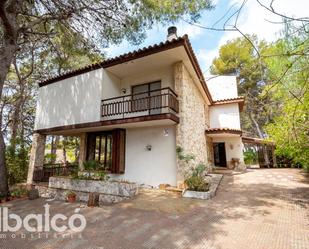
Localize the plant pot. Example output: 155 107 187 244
0 198 9 203
67 195 76 203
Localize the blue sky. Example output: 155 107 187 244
104 0 308 74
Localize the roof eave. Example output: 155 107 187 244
38 35 214 104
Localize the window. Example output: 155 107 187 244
131 81 161 114
86 129 126 173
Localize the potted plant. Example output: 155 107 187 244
66 190 77 203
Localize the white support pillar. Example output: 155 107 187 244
79 133 87 171
27 133 46 184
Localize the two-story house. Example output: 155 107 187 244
27 27 245 188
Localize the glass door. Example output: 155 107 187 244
131 81 161 114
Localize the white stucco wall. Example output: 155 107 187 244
35 66 174 130
102 70 121 99
212 137 244 163
209 103 241 129
120 66 174 93
206 75 238 100
35 69 105 130
110 125 177 187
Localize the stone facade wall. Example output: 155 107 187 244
174 62 211 184
206 136 214 165
27 133 46 184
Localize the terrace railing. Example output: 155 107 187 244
101 87 179 120
33 163 78 182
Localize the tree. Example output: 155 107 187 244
263 23 309 171
0 0 213 196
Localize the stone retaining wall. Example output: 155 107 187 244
36 177 138 204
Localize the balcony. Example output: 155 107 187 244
101 87 179 124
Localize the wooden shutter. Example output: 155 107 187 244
111 129 126 174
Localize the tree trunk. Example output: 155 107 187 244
0 130 9 196
50 135 59 163
74 137 79 162
62 137 67 165
0 0 20 197
10 95 23 152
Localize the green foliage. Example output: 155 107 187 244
83 160 100 171
176 146 195 163
191 163 207 177
92 171 109 181
263 23 309 172
74 170 109 181
185 175 210 192
10 187 29 198
244 148 258 165
211 25 309 172
176 146 210 192
44 153 57 164
185 163 209 192
6 139 29 186
65 190 76 197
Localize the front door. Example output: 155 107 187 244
213 143 227 167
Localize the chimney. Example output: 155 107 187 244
167 26 177 41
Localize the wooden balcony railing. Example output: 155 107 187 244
33 163 78 182
101 87 179 119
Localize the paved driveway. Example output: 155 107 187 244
1 169 308 249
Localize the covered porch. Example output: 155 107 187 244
205 128 245 170
28 117 179 187
242 136 276 168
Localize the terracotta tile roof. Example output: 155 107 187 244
242 136 275 145
213 96 244 103
212 97 245 111
205 128 242 135
38 35 213 102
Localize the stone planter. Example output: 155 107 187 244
182 190 211 200
182 174 223 200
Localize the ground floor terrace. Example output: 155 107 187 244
3 168 308 249
28 125 252 189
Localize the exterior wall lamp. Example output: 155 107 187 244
146 144 152 151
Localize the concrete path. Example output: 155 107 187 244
1 169 308 249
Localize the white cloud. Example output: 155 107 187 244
197 48 219 73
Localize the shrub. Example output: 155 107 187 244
10 188 29 198
244 148 258 165
185 175 210 192
83 160 99 171
44 153 57 164
6 141 29 186
65 190 76 197
184 164 210 192
176 146 211 192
